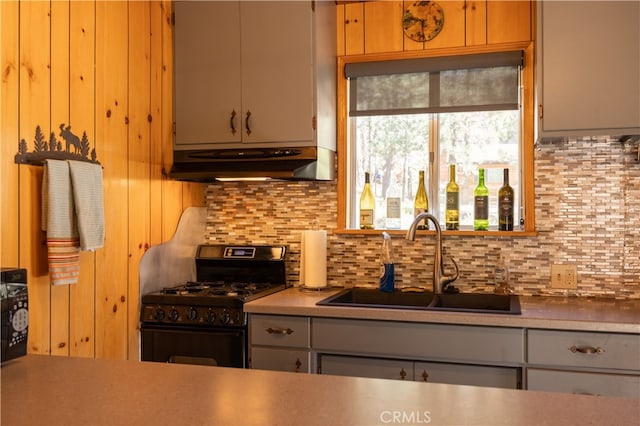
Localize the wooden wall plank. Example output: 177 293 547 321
363 1 403 54
344 2 364 55
423 0 465 50
466 0 487 46
19 0 51 355
487 1 531 44
336 4 345 56
3 0 204 362
95 0 128 360
127 0 151 361
183 182 204 208
69 0 96 358
0 1 20 269
50 0 71 357
401 1 423 52
160 0 185 241
149 1 164 247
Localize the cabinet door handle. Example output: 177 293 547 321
569 345 605 354
265 327 294 335
245 110 252 136
421 370 429 382
230 109 237 135
295 358 302 373
399 368 407 380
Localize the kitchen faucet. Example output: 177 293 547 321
406 213 459 294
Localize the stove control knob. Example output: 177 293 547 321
205 310 216 323
221 310 231 325
169 309 179 322
153 308 166 321
187 307 198 321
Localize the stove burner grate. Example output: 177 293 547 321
157 281 281 298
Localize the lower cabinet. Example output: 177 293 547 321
319 354 413 381
248 314 639 397
249 314 311 373
313 317 524 389
526 329 640 398
251 347 310 373
527 368 640 398
414 361 521 388
319 354 521 389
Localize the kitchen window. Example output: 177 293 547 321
337 46 536 233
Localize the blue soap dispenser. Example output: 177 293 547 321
379 232 395 293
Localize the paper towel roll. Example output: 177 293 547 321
300 230 327 288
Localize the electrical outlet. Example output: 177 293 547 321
565 264 577 288
550 264 578 289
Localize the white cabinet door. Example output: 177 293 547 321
174 1 315 147
174 1 242 146
537 1 640 138
240 1 314 145
250 314 310 348
415 361 521 389
527 368 640 398
319 354 413 381
528 329 640 371
251 347 310 373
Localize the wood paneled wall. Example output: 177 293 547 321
0 1 203 360
336 0 532 55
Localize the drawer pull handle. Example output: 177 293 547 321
245 110 252 136
266 327 294 335
400 368 407 380
569 345 605 354
230 109 237 135
421 370 429 382
295 358 302 373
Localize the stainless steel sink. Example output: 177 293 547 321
316 287 436 310
317 288 521 315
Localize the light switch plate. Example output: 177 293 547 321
550 264 578 289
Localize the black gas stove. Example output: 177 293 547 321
140 244 287 367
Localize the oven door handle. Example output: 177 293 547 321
265 327 294 335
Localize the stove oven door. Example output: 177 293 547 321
141 324 246 368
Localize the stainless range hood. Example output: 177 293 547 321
169 146 336 182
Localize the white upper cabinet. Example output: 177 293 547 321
174 1 335 149
536 1 640 139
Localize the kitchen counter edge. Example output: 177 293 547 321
245 287 640 333
2 355 638 426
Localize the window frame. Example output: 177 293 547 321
336 43 537 235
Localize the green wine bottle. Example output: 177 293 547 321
445 164 459 230
473 168 489 231
498 168 514 231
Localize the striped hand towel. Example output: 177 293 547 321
42 160 80 285
68 160 104 251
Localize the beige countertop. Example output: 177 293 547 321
2 354 639 426
245 287 640 333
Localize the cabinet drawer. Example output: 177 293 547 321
250 347 310 373
527 368 640 398
319 354 412 381
250 315 310 348
415 361 521 389
313 318 524 364
528 330 640 371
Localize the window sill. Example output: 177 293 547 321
334 229 538 237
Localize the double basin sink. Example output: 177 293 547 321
317 287 521 315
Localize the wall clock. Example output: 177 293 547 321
402 1 445 43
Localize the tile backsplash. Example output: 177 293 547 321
205 136 639 299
